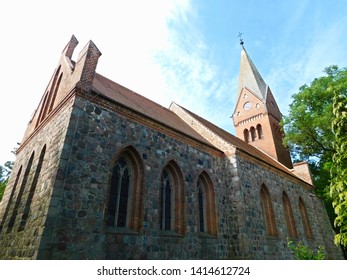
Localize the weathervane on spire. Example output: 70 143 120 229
238 32 244 46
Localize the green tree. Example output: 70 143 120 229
0 161 13 201
330 88 347 247
282 66 347 226
287 240 325 260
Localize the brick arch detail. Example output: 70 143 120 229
160 160 185 235
260 184 278 237
105 145 145 232
282 191 298 238
197 171 218 236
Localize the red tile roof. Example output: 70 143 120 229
92 72 310 185
92 73 215 147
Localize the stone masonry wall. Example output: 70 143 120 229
235 153 343 259
0 96 75 259
38 95 242 259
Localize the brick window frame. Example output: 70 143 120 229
0 165 22 232
299 197 313 239
260 184 278 237
159 160 185 235
105 146 144 232
197 171 217 236
18 145 47 232
7 152 35 233
282 191 298 238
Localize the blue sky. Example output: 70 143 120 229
1 0 347 165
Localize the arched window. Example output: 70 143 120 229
106 147 144 232
282 192 298 238
36 93 49 127
299 197 313 239
197 172 217 236
250 126 256 142
35 66 62 127
0 166 22 232
160 169 172 231
243 129 249 143
18 145 46 232
256 124 263 139
159 161 185 234
7 152 35 233
260 184 278 237
48 72 63 112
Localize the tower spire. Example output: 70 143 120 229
232 47 293 169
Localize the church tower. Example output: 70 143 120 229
232 46 293 169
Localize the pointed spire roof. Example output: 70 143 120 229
237 47 268 99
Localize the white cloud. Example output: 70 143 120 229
265 13 347 117
151 1 235 131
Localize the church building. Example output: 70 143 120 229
0 36 343 259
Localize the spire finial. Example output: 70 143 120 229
238 32 244 47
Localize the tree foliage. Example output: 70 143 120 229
287 240 325 260
0 161 13 201
282 66 347 236
330 86 347 248
282 66 347 198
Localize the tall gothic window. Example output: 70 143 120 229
282 191 298 238
260 184 278 237
197 172 217 236
198 184 204 232
106 147 144 232
107 156 131 227
7 152 35 233
299 197 313 239
0 166 22 232
160 169 172 230
159 161 185 234
36 66 62 127
18 145 46 232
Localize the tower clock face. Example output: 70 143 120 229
243 102 252 110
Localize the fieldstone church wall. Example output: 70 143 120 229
0 36 343 260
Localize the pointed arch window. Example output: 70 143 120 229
0 166 22 232
282 192 298 238
7 152 35 233
106 147 144 232
256 124 263 139
18 145 46 232
243 129 249 143
160 169 172 230
197 172 217 236
35 66 62 128
260 184 278 237
250 126 256 142
159 161 185 234
299 197 313 239
48 72 63 113
198 185 204 232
